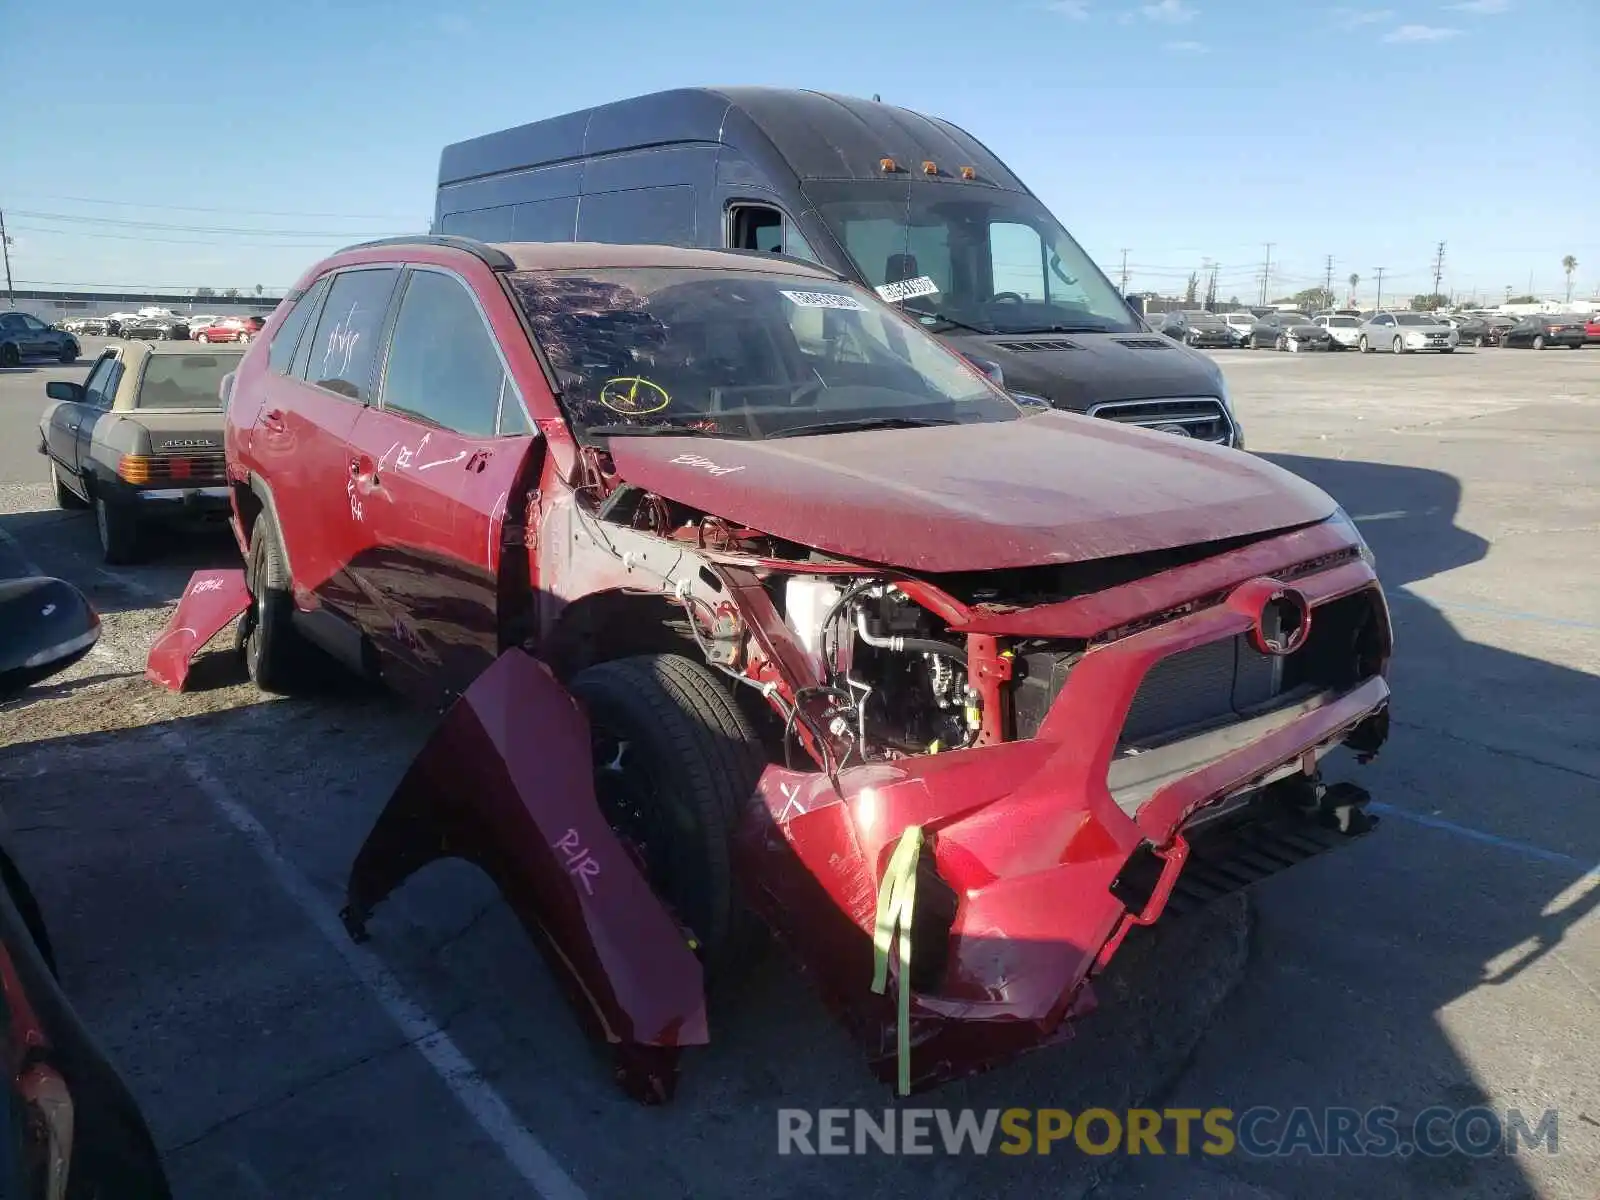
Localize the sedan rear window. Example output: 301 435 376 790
136 352 243 409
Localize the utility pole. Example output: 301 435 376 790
1431 241 1446 300
1374 266 1387 311
0 210 13 308
1323 254 1334 308
1118 249 1130 295
1259 243 1275 306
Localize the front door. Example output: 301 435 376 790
345 265 541 707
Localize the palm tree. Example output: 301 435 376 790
1347 272 1359 304
1561 255 1577 304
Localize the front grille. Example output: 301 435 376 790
1118 588 1383 750
1086 397 1234 444
993 339 1082 352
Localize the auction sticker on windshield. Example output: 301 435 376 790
780 289 868 311
876 276 941 304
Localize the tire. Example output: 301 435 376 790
0 343 19 368
569 653 767 976
195 332 210 343
1533 334 1545 350
95 496 143 564
241 515 316 693
1289 338 1301 353
49 460 87 510
1392 336 1406 355
238 332 253 345
1440 347 1454 354
58 343 78 364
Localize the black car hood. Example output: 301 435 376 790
938 330 1226 412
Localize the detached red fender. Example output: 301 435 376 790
340 649 707 1104
145 569 250 692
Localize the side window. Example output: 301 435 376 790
989 223 1046 300
576 186 696 247
441 206 516 242
304 268 401 400
268 276 330 376
20 315 47 332
96 359 124 407
0 314 20 334
80 354 116 404
729 204 820 264
379 270 514 437
512 197 578 242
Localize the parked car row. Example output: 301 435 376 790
56 313 265 342
1152 305 1598 354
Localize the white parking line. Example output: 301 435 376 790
0 526 586 1200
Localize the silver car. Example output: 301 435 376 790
1356 312 1459 354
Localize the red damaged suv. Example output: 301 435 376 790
150 236 1392 1102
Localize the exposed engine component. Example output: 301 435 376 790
782 579 973 761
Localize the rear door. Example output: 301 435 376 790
251 266 400 626
344 264 541 706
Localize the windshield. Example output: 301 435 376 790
136 352 241 409
1330 317 1359 327
508 267 1020 441
1394 314 1437 326
804 181 1139 335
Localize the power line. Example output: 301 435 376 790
10 209 416 239
9 225 386 250
5 192 420 221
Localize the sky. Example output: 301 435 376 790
2 0 1596 305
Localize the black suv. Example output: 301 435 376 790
0 311 80 366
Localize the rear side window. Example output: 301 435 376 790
137 353 241 409
268 277 329 375
441 206 516 241
379 270 514 437
576 186 696 247
305 268 401 401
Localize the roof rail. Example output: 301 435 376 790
338 234 516 271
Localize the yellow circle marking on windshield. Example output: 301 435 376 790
599 376 670 416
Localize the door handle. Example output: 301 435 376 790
465 448 492 473
260 408 287 433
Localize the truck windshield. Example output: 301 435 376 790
804 181 1140 336
507 267 1020 441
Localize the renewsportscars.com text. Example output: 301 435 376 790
776 1106 1560 1158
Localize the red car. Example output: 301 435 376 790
1585 313 1600 346
150 237 1392 1103
191 315 264 344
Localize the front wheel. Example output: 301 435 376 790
1533 334 1546 350
1358 335 1371 354
1393 336 1406 355
95 496 143 564
58 344 78 364
237 332 252 344
569 653 767 977
195 332 210 343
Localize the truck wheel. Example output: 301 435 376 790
49 460 87 510
241 515 315 693
95 496 143 564
570 653 767 977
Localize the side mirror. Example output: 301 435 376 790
1009 391 1053 413
45 381 86 403
0 577 101 699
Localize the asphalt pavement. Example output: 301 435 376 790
1 337 1596 1199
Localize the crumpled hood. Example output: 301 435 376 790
604 410 1337 572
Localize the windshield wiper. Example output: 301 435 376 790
904 309 996 336
1001 323 1114 334
768 416 958 439
584 422 732 439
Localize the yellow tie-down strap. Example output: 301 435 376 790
870 824 925 1097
